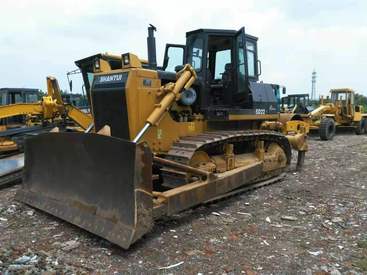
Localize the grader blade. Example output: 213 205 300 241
16 132 153 249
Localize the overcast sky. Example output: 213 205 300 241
0 0 366 97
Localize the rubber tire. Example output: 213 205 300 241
355 118 367 135
319 118 336 140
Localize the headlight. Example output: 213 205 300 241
94 58 100 70
122 53 130 66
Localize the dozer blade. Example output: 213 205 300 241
16 132 153 249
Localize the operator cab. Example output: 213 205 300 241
0 88 39 105
281 93 312 114
0 88 40 125
163 27 279 120
330 89 355 116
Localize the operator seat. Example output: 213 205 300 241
222 63 232 89
221 63 233 105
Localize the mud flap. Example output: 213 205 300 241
16 132 153 249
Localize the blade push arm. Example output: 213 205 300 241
133 64 197 143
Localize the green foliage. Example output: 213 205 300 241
354 258 367 271
358 239 367 248
355 93 367 111
38 90 46 99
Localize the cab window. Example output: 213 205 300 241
87 73 94 87
246 41 256 77
236 35 246 93
214 49 231 79
189 38 203 71
0 93 6 105
26 94 38 103
165 47 184 72
14 94 23 103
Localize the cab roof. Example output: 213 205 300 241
186 28 258 41
330 88 355 94
0 88 40 93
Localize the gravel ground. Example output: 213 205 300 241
0 133 366 274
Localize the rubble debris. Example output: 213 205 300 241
0 135 366 273
281 215 298 221
13 255 38 265
7 264 34 271
308 250 323 256
61 240 80 251
158 261 184 270
25 210 34 216
331 217 343 223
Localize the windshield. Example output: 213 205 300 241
331 92 347 103
25 93 38 103
0 93 6 105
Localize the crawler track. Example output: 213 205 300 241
0 170 22 189
166 130 292 164
205 172 286 203
0 153 24 190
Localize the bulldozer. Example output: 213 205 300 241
16 26 308 249
309 88 367 140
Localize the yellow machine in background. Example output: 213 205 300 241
309 88 367 140
0 76 92 152
16 25 308 249
278 89 366 140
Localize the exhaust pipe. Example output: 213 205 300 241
147 24 157 69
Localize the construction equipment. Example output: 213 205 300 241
0 76 92 153
0 76 92 129
0 88 40 111
281 93 313 114
309 88 367 140
16 26 308 249
0 77 93 187
279 89 367 140
0 88 39 105
0 88 40 152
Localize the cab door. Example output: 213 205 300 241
233 27 249 103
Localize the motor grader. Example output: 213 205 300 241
16 26 308 249
279 89 367 140
0 88 40 152
0 76 93 153
308 88 367 140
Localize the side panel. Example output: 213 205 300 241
249 82 278 114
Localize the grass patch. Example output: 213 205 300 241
354 258 367 271
358 239 367 249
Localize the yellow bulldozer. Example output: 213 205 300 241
16 25 308 249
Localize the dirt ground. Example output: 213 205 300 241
0 133 366 274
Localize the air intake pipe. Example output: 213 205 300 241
147 24 157 69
